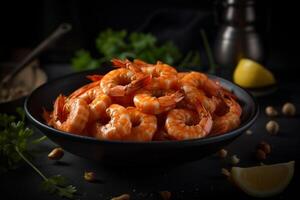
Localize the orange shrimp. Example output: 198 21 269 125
68 75 103 99
211 97 242 136
124 107 157 141
133 89 184 115
180 72 225 113
68 81 111 122
45 94 90 135
98 104 132 140
180 71 222 97
112 59 178 90
100 68 150 96
165 100 213 140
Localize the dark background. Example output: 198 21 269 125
1 1 300 200
0 0 298 80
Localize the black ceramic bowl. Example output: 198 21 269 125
25 68 259 165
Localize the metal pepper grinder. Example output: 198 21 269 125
214 0 264 75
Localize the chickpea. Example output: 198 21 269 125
256 149 266 160
231 155 240 165
84 171 96 182
265 106 278 117
282 102 296 116
266 120 279 135
257 141 271 154
217 149 228 158
48 147 64 160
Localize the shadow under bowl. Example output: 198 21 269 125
24 68 259 166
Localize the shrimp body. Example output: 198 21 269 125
141 62 178 90
68 82 111 122
180 72 225 113
133 89 184 115
165 107 212 140
99 104 132 140
111 59 178 90
211 97 242 135
50 95 90 135
100 68 150 96
125 107 157 141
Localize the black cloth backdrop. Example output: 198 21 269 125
0 0 299 79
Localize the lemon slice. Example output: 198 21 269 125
231 161 295 198
233 58 276 88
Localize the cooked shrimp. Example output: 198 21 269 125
100 68 150 96
165 102 213 140
124 107 157 141
180 71 227 113
47 94 90 135
68 81 111 122
99 104 132 140
133 89 184 115
112 59 178 90
68 75 103 99
211 97 242 135
182 85 218 113
180 71 222 97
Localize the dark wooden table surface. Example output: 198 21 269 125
1 64 300 200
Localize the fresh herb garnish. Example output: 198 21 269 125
1 109 77 199
15 147 77 199
0 108 34 172
71 29 202 71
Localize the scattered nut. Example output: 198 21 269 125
48 147 64 160
111 194 130 200
160 191 171 200
221 168 231 177
257 141 271 154
84 171 96 182
282 102 296 116
245 129 253 135
231 155 240 165
265 106 278 117
256 149 266 160
266 120 279 135
217 149 228 158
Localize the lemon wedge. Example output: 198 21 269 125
233 58 276 88
231 161 295 198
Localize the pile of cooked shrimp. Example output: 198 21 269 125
43 59 242 141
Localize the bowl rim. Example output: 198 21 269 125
24 69 259 146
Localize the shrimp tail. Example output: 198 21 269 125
210 123 226 136
111 58 144 74
126 75 151 94
158 91 184 109
108 75 151 96
42 108 53 125
194 98 213 134
68 80 101 99
86 75 103 82
111 58 130 68
53 94 67 122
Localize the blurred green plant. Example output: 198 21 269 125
71 29 203 71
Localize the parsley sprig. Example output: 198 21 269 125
1 109 77 199
15 147 77 199
71 29 202 71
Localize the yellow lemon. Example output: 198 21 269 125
231 161 295 198
233 58 276 88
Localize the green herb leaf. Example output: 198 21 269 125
0 109 35 173
42 175 77 199
71 29 204 71
71 49 101 71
